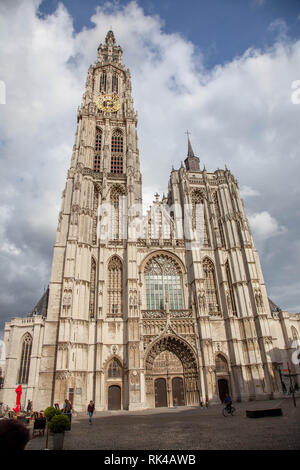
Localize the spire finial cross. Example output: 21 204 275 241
185 130 191 138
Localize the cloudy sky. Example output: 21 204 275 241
0 0 299 332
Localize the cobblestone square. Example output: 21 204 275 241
25 398 300 451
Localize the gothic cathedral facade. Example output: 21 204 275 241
1 31 299 411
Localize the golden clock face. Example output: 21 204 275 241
97 94 121 112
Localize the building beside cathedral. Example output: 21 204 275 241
1 31 299 412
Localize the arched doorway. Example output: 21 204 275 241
172 377 185 406
154 378 167 407
145 335 199 408
108 385 121 410
215 354 231 403
218 379 229 403
106 358 123 410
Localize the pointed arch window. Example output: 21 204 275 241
291 326 299 341
111 129 123 153
89 258 96 318
108 359 122 378
111 130 123 174
213 192 225 247
92 185 99 245
18 333 32 384
112 73 118 94
107 256 122 316
191 189 210 246
225 260 237 316
203 258 219 314
110 185 125 240
100 72 107 92
145 255 183 311
94 128 102 172
216 354 229 373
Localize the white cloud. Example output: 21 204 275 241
0 0 300 322
248 211 286 240
268 18 288 40
240 186 260 198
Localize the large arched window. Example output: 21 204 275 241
107 256 122 315
191 189 210 246
18 333 32 384
145 255 183 310
94 128 102 172
203 258 219 314
111 130 123 173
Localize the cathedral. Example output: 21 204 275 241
1 31 299 412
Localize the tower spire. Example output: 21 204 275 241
105 29 116 45
184 131 200 171
97 29 123 64
186 131 195 158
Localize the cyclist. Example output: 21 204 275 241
224 394 232 413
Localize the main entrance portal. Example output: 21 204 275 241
145 335 199 408
152 351 185 407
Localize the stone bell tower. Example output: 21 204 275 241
35 31 143 411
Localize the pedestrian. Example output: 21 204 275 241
205 395 209 408
63 399 72 430
26 399 32 413
173 398 178 408
200 397 203 408
87 400 95 425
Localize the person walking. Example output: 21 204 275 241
205 395 209 408
26 400 32 414
63 399 72 430
87 400 95 425
200 397 203 408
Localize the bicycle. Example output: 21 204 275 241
222 404 236 417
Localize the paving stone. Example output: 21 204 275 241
25 398 300 450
